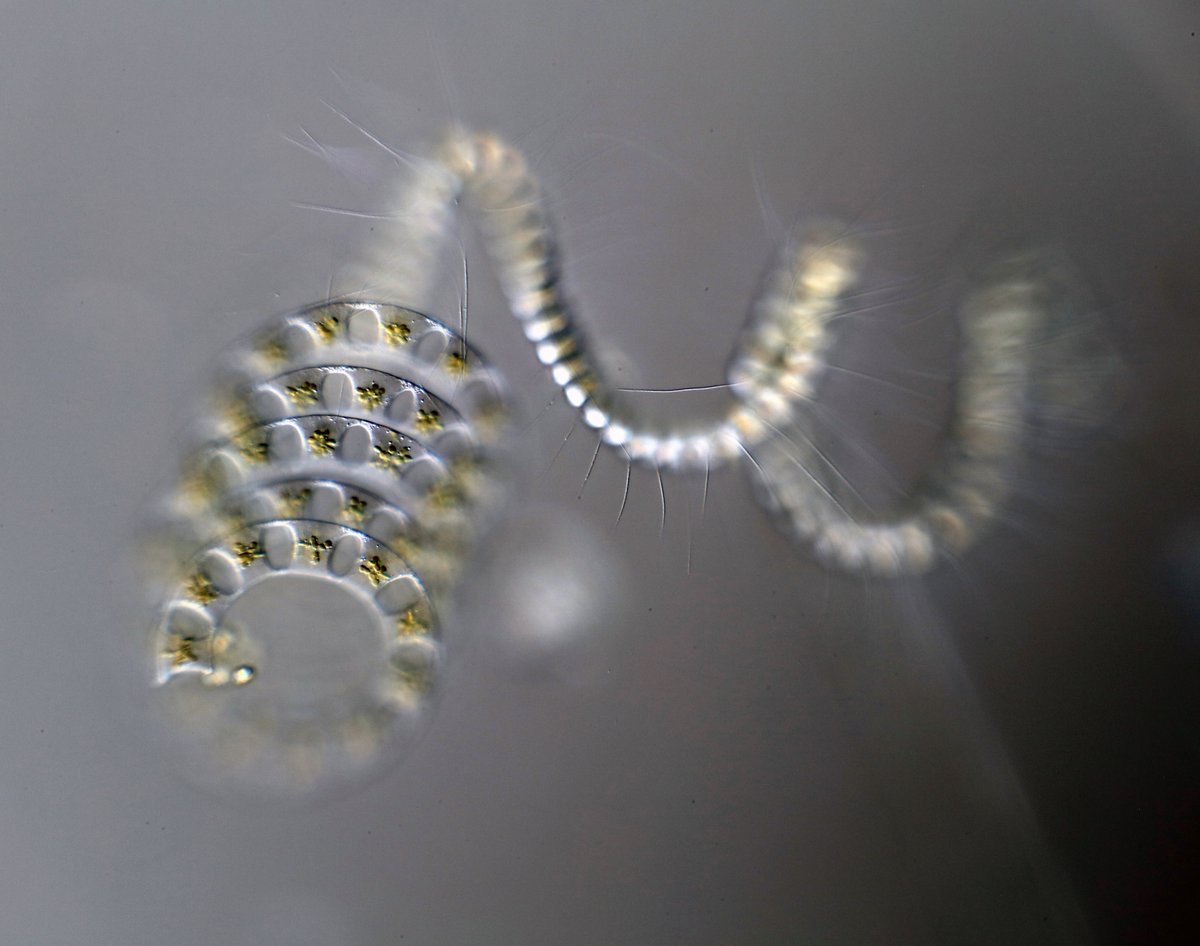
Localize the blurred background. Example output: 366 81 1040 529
0 1 1197 943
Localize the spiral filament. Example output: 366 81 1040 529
142 301 509 792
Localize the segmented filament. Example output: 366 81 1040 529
357 128 1111 576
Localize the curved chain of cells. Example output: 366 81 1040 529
351 128 1091 577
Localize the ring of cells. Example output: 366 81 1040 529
141 301 509 793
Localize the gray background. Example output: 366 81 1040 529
1 1 1198 943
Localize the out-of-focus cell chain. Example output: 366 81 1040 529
356 128 1116 576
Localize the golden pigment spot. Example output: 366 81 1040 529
313 315 340 341
383 321 411 345
232 541 264 567
356 382 387 408
286 380 321 406
278 487 311 516
185 573 219 604
396 609 427 637
307 427 336 455
445 351 468 375
346 495 368 520
298 534 334 563
167 635 206 668
359 555 389 586
415 408 442 433
239 439 269 464
373 441 411 469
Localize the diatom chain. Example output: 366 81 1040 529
142 301 509 793
141 125 1113 792
356 128 1114 575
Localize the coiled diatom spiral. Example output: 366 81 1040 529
142 301 509 793
142 126 1111 791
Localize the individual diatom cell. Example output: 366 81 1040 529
156 601 217 682
386 635 441 697
148 520 439 796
